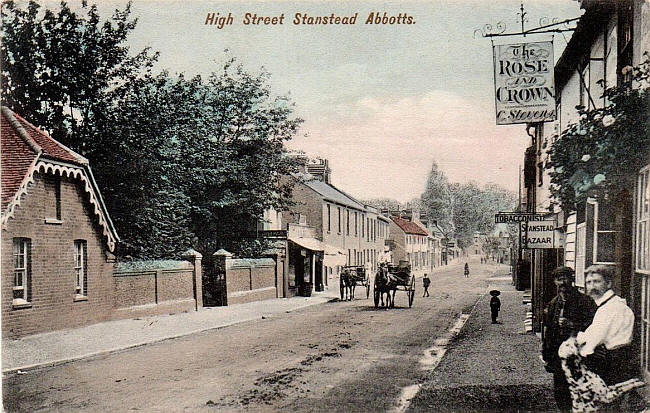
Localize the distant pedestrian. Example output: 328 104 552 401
489 290 501 323
464 263 469 278
422 274 431 297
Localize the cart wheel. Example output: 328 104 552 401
409 291 414 307
374 289 380 308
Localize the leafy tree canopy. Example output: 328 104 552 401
420 161 516 248
2 1 303 259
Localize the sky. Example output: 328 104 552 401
44 0 582 202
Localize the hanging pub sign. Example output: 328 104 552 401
493 41 556 125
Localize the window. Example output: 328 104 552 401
361 215 365 237
637 166 650 272
618 0 633 86
346 210 350 235
13 238 31 305
354 212 358 236
338 207 342 233
579 64 590 109
594 200 617 264
74 240 88 297
55 175 61 220
367 218 370 241
44 175 63 223
327 204 331 232
636 166 650 377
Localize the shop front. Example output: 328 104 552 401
287 223 324 296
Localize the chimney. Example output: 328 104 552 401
306 158 332 183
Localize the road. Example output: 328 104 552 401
3 258 509 413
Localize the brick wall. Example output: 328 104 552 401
112 261 197 320
284 182 324 236
2 173 115 339
220 256 278 305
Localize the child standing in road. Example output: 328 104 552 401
422 274 431 297
490 290 501 324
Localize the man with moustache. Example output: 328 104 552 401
542 267 596 412
576 264 641 411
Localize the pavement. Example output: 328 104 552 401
408 268 559 412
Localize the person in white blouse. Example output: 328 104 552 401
576 264 635 387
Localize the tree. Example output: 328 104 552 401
420 160 516 248
421 161 454 235
178 60 303 255
1 0 158 153
449 182 516 248
2 2 303 259
362 198 406 212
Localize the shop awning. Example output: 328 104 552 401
288 236 324 252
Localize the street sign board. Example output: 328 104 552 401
521 220 556 249
495 212 546 223
492 41 556 125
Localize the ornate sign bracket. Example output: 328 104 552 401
474 3 579 39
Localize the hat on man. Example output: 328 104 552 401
551 266 575 281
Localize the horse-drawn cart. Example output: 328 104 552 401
374 262 415 308
340 265 370 300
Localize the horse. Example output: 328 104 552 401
340 269 355 301
558 336 644 412
374 266 396 308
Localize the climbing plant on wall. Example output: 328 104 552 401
547 55 650 212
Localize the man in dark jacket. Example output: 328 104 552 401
542 267 597 412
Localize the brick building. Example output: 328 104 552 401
1 107 119 338
388 216 430 278
282 161 390 293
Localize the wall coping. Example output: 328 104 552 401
227 258 276 270
115 260 193 273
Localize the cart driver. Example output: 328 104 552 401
379 246 392 265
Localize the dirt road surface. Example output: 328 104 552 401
4 259 508 413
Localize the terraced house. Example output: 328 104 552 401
282 159 390 293
388 216 431 278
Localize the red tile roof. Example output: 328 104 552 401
390 216 429 236
1 107 86 211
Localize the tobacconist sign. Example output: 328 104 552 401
493 41 556 125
